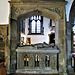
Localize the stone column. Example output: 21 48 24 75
10 19 18 72
58 18 67 75
66 22 74 73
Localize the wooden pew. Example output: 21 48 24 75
0 62 6 75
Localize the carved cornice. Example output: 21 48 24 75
11 0 65 2
11 5 62 20
9 0 67 6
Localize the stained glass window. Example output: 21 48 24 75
73 18 75 53
20 20 25 34
29 15 43 34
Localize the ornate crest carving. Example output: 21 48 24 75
42 7 61 16
11 6 25 19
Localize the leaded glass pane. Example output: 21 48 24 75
39 16 41 20
37 30 40 33
37 27 40 30
37 20 41 33
29 15 42 34
32 30 35 33
32 20 35 27
34 16 36 20
37 15 38 20
73 18 75 33
74 18 75 24
20 22 22 32
32 20 35 33
31 16 33 20
73 26 75 33
37 20 40 25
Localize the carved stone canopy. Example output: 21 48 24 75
11 6 62 20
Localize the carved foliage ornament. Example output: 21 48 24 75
0 26 7 42
41 7 61 17
49 8 61 16
12 6 61 19
12 6 25 18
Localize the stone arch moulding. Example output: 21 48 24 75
16 6 62 45
17 7 61 21
16 8 61 44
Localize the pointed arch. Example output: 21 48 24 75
17 7 61 21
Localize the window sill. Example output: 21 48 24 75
28 33 44 35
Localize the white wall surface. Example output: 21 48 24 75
0 0 10 24
21 17 55 44
65 0 74 21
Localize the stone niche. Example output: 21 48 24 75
9 0 67 75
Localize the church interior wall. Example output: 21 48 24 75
0 0 74 75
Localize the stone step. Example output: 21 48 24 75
68 73 75 75
7 74 59 75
